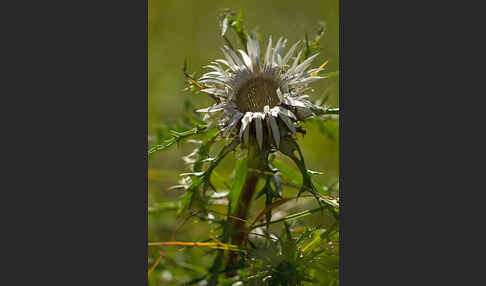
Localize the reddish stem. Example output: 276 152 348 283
226 143 263 275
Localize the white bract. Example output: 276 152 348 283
197 35 326 149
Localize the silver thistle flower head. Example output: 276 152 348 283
197 35 326 149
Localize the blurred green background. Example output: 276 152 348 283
149 0 339 284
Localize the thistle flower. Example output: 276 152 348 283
197 35 326 149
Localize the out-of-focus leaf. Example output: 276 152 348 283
217 9 248 51
273 157 330 196
220 15 229 36
228 157 248 213
315 93 330 106
177 262 207 275
148 201 179 214
148 168 181 182
272 158 302 186
303 21 327 60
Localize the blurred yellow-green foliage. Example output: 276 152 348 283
149 0 339 284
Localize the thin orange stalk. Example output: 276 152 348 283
148 253 163 276
147 210 200 277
